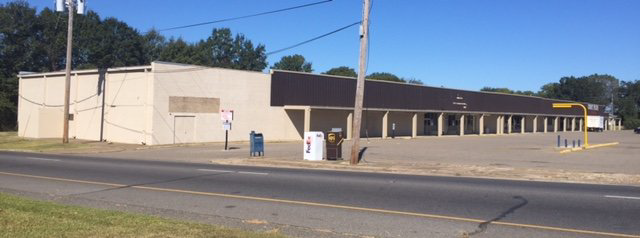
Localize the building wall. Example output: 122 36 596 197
484 114 499 134
271 70 606 117
361 110 383 138
387 112 413 137
102 70 151 144
72 73 103 141
310 109 350 133
18 68 151 144
17 75 45 137
150 62 301 145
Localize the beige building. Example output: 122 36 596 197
18 62 302 145
18 61 621 145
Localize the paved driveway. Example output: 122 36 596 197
80 131 639 175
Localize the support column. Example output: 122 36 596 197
571 117 576 131
554 117 559 132
533 116 538 133
498 116 504 134
520 116 525 134
479 114 485 135
346 112 353 139
437 112 444 136
507 115 512 134
382 111 389 139
303 108 311 132
578 118 583 132
604 119 608 131
617 119 621 130
411 113 417 138
543 117 548 133
563 117 567 132
459 114 465 136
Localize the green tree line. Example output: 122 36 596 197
481 74 640 128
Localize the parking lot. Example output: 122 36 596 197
76 130 639 182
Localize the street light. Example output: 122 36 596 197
552 103 588 147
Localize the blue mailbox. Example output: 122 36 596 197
250 131 264 157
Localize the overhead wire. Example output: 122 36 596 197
266 21 361 56
157 0 333 32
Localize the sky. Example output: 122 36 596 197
7 0 640 91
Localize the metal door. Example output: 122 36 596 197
174 116 195 144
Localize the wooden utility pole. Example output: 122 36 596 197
349 0 370 165
62 0 74 143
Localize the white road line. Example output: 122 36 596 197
604 195 640 200
24 157 61 162
195 169 268 175
196 169 233 173
237 171 269 175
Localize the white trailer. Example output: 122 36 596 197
587 116 604 132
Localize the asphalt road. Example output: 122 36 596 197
0 151 638 238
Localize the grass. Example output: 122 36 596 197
0 193 285 238
0 131 88 151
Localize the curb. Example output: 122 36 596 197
559 142 619 154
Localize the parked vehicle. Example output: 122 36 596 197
587 116 604 132
634 127 640 134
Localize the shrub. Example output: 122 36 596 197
623 117 640 129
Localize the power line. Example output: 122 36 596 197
266 21 361 56
158 0 333 32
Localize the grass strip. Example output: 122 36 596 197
0 193 284 238
0 132 87 151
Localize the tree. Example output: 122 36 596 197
189 28 266 71
143 29 166 63
616 80 640 128
538 83 560 99
366 72 404 82
538 74 618 105
37 8 66 71
271 54 312 72
481 87 516 94
405 78 424 85
480 87 536 96
323 66 356 77
231 33 267 71
158 38 196 65
0 1 44 130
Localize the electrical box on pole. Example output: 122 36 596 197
77 0 85 14
55 0 64 12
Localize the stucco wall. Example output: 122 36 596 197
102 70 151 144
150 62 301 145
310 109 350 134
387 112 413 137
18 68 150 144
18 76 45 137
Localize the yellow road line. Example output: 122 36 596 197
0 171 638 238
